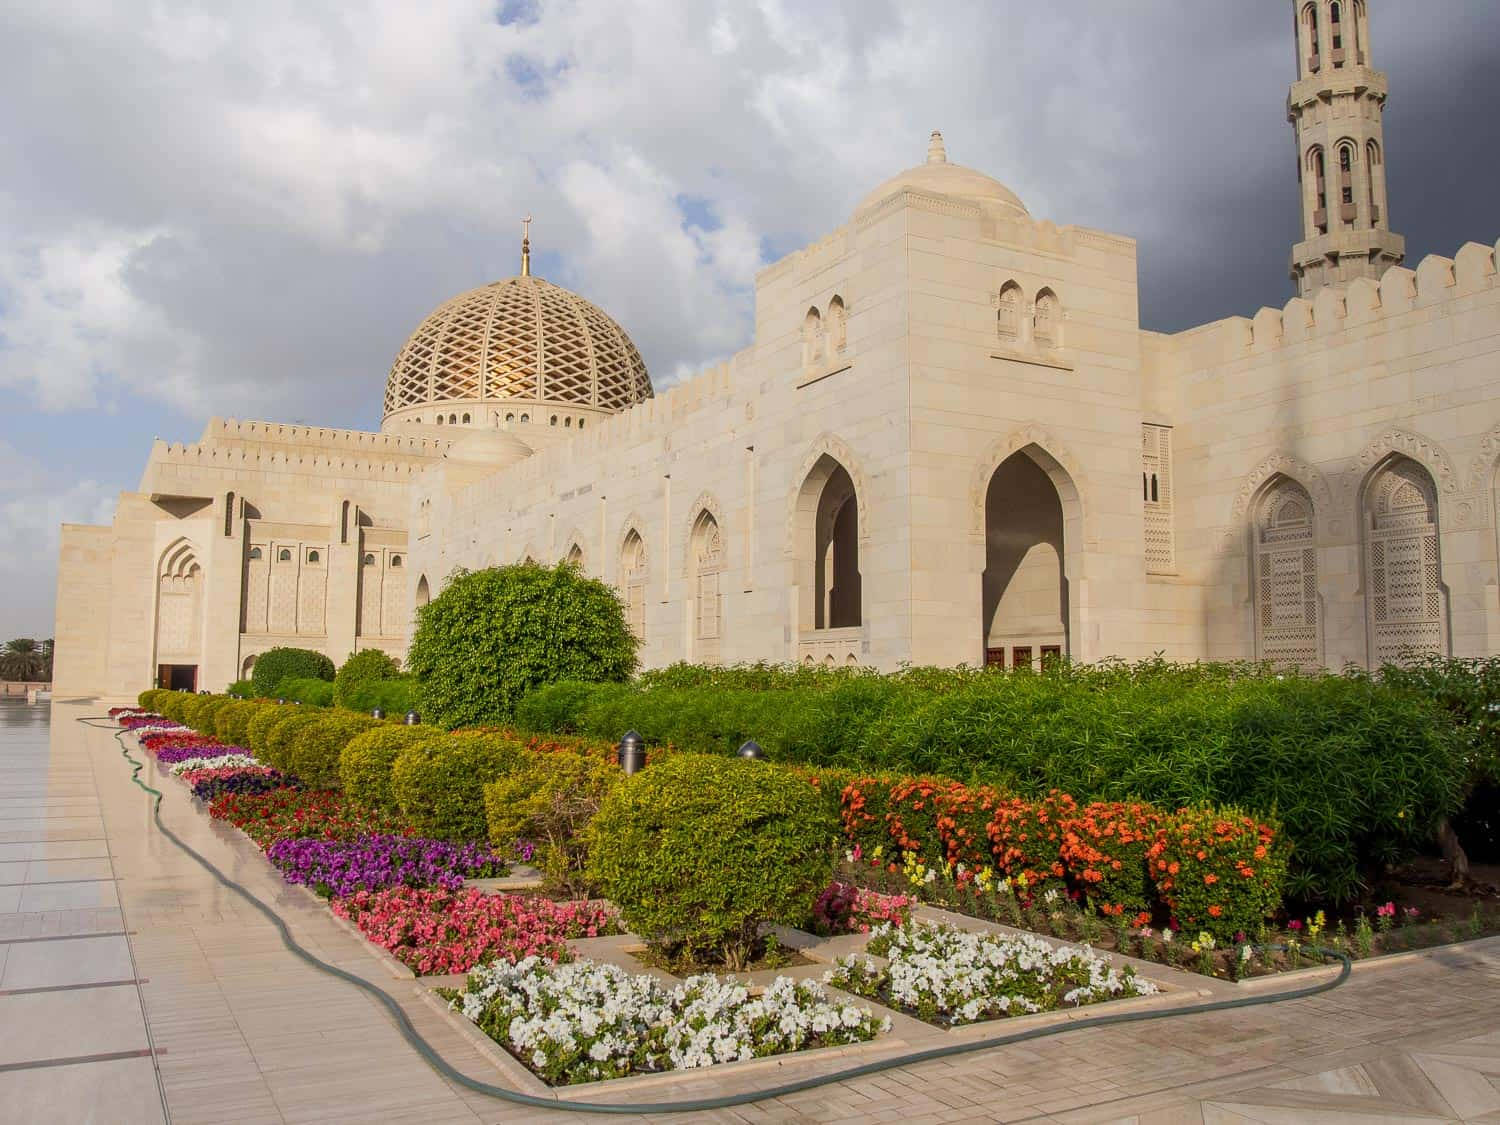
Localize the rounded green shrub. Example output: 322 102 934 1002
246 704 293 757
137 688 167 712
158 691 195 724
586 754 838 966
333 649 401 707
249 646 335 697
339 725 438 812
391 731 525 840
214 700 265 748
187 695 235 736
483 751 622 896
226 679 257 698
514 680 609 734
339 677 419 716
288 714 381 789
406 563 637 729
261 710 326 773
279 677 336 707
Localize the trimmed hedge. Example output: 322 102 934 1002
279 677 336 707
227 679 257 698
586 754 838 965
186 695 235 736
339 678 419 716
137 688 168 712
288 713 382 789
158 691 196 724
261 710 326 773
333 650 401 707
407 563 637 729
339 725 439 812
391 732 526 840
483 751 621 895
214 700 268 746
246 704 293 757
249 647 334 697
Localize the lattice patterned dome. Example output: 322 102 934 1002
382 273 653 425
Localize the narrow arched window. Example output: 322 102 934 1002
564 417 572 428
520 413 529 423
1033 289 1060 349
1339 144 1355 211
437 415 444 425
1310 147 1328 233
390 555 402 568
802 307 823 367
578 419 586 430
1329 1 1344 64
462 413 470 424
362 553 375 566
828 295 847 354
278 548 291 562
1304 3 1321 72
1151 474 1159 503
997 282 1022 343
1366 140 1382 222
506 412 515 422
306 549 320 564
249 547 263 561
1142 472 1149 502
341 500 350 543
550 415 558 427
224 491 235 538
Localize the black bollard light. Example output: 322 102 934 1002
276 698 286 705
371 707 386 720
737 739 766 761
404 710 421 726
617 730 646 776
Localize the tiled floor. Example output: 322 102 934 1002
14 700 1500 1123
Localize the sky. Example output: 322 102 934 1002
1 0 1497 640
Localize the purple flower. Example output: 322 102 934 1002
266 835 507 898
155 744 247 765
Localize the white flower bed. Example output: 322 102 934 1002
168 754 261 775
452 955 888 1085
826 922 1156 1026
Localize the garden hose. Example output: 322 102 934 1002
87 716 1353 1116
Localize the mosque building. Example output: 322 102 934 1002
52 1 1500 696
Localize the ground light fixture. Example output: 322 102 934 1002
617 730 645 775
404 710 421 725
371 708 385 720
737 739 766 760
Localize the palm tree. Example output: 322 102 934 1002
0 638 49 682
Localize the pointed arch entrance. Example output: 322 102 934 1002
155 538 204 690
981 450 1072 670
1362 454 1448 665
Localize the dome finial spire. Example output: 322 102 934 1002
927 130 947 164
521 214 532 277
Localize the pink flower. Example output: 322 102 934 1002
1288 919 1303 931
1376 902 1396 918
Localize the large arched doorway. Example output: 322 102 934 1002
155 539 204 690
689 510 724 665
793 454 862 631
982 452 1068 670
1251 475 1322 667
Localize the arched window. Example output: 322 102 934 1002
437 416 445 425
449 414 457 424
1253 477 1320 666
1329 1 1344 64
341 500 350 544
1338 144 1355 214
506 412 515 422
828 295 847 354
520 413 530 423
1150 474 1159 503
564 417 572 428
416 575 431 608
248 547 263 561
306 549 320 564
691 511 724 661
1366 140 1382 222
802 307 823 367
1352 0 1366 63
550 415 558 427
620 529 647 641
277 548 292 562
462 413 470 424
997 282 1023 343
362 553 376 566
1308 146 1328 233
1364 458 1446 665
224 491 235 538
390 555 402 568
1033 289 1060 349
1303 3 1321 72
579 419 586 430
565 543 583 569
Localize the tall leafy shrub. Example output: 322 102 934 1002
289 714 381 789
391 732 526 840
261 710 326 773
406 563 637 729
249 647 335 697
340 725 438 812
333 649 402 708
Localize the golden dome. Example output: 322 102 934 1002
855 131 1029 221
382 274 653 424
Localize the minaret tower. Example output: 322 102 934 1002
1288 0 1404 296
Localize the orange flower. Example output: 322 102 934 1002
1203 873 1218 886
1208 904 1223 917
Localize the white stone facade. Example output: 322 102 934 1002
52 2 1500 696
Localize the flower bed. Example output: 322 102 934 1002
333 886 618 974
826 921 1156 1027
208 788 413 849
451 957 888 1085
183 767 297 802
811 881 913 936
169 753 260 775
268 835 507 898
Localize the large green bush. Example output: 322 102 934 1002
484 751 622 896
338 677 419 716
288 713 381 789
249 646 335 697
339 725 439 812
279 677 336 707
246 704 292 757
391 731 526 840
586 754 838 967
406 563 637 729
187 695 235 736
158 691 196 724
213 700 263 746
333 649 402 707
261 710 326 773
226 679 257 698
137 688 167 712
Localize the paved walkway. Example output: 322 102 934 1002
8 700 1500 1123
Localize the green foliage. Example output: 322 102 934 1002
213 700 261 745
186 695 235 736
249 646 335 697
278 677 335 706
483 751 622 896
261 710 326 773
513 680 608 734
333 649 402 707
338 677 419 716
636 660 878 692
288 714 381 789
586 754 838 965
158 691 196 724
137 688 167 712
227 679 258 698
407 563 637 729
339 725 439 812
391 731 526 840
246 704 293 757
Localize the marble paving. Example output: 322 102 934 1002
12 699 1500 1123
